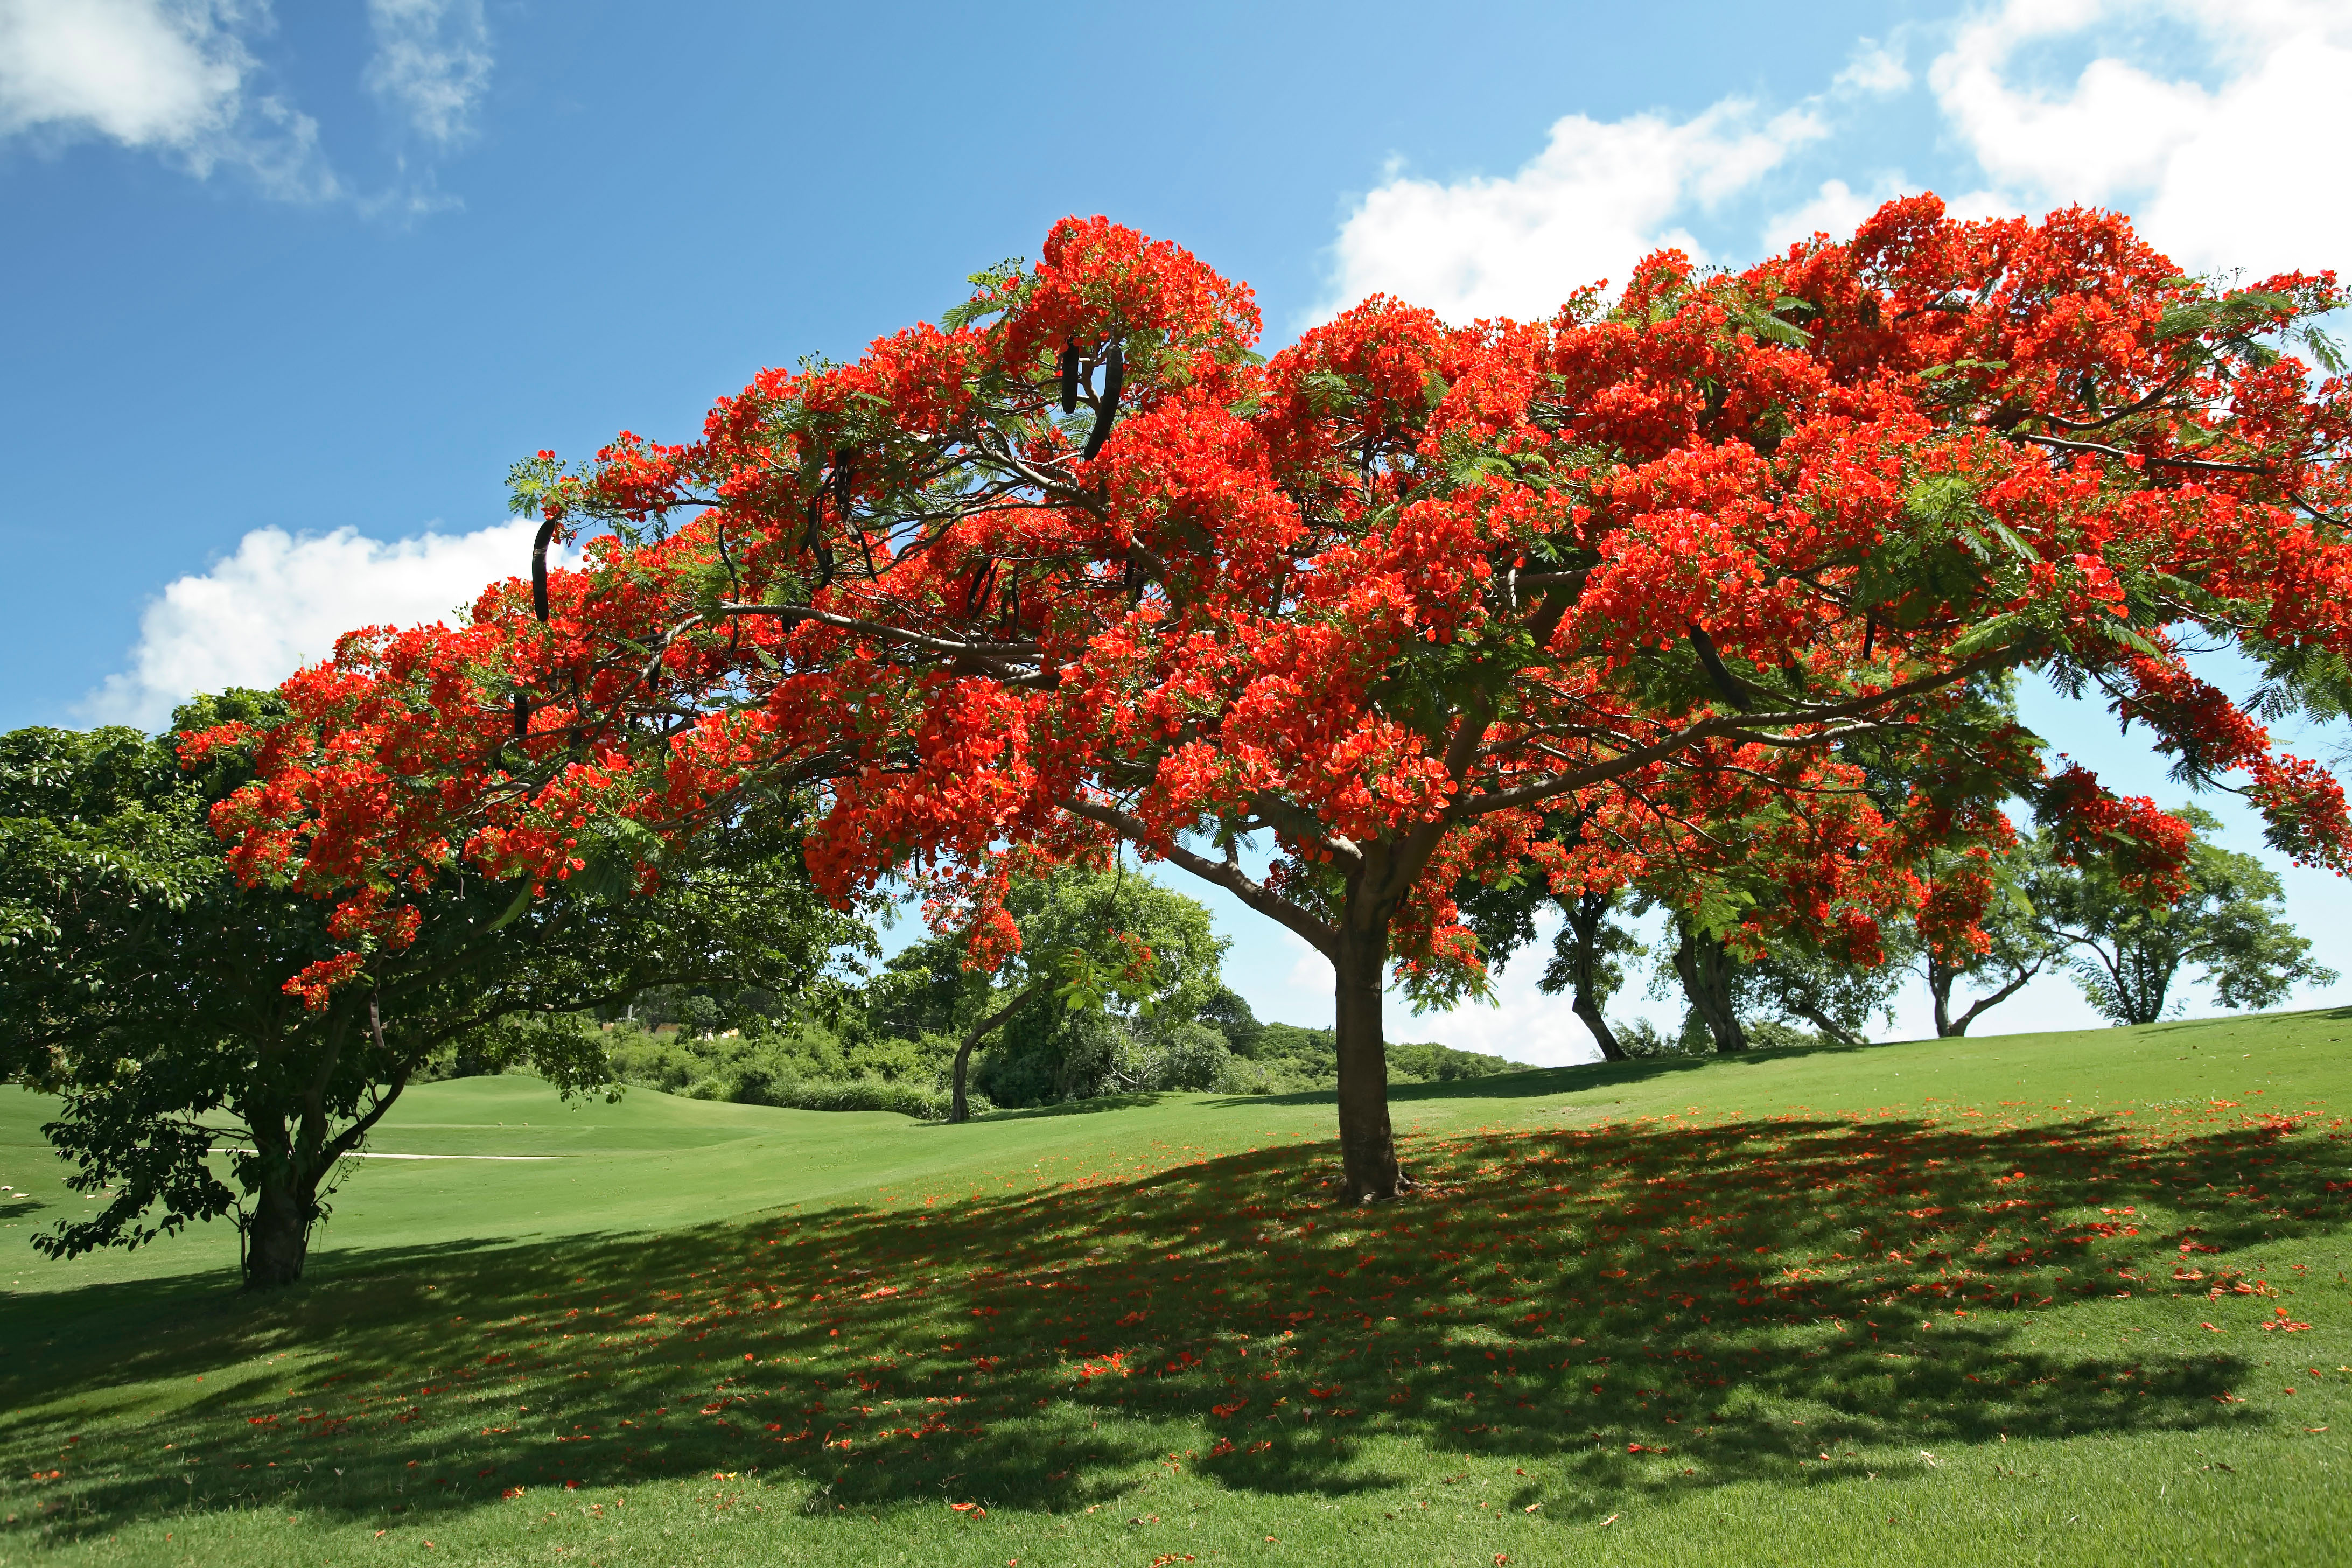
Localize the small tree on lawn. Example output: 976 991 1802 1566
208 201 2352 1203
0 694 855 1288
2036 803 2336 1025
1913 832 2066 1035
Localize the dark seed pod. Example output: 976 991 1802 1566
512 691 529 739
1059 343 1080 415
1685 623 1751 711
832 450 854 511
1082 341 1125 461
964 560 996 615
530 519 559 623
803 492 827 580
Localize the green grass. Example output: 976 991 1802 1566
3 1010 2349 1566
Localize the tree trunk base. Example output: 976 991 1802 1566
242 1181 315 1291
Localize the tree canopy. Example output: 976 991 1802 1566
184 198 2352 1202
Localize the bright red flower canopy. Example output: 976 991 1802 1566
201 199 2352 1200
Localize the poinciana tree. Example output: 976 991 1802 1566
207 199 2352 1203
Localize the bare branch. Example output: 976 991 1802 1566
1058 796 1338 959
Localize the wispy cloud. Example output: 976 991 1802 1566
363 0 491 148
0 0 498 209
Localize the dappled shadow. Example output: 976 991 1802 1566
3 1098 2344 1543
1210 1042 1879 1110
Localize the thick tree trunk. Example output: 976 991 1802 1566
1571 989 1628 1061
1671 922 1748 1054
1332 903 1404 1204
243 1175 316 1290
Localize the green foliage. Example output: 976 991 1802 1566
1233 1021 1534 1090
0 698 858 1285
2035 806 2337 1026
968 864 1238 1105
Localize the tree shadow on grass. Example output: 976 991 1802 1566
3 1102 2344 1544
1211 1044 1864 1109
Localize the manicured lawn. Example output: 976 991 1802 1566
3 1011 2348 1565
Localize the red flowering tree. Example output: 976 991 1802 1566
217 201 2352 1202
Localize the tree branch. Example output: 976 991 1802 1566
1058 796 1338 960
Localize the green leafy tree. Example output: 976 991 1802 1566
953 863 1231 1118
0 696 857 1289
2036 806 2336 1026
1535 891 1644 1060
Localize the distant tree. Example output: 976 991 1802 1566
1912 836 2066 1036
0 696 855 1289
2035 805 2336 1026
1532 888 1644 1060
1195 984 1265 1058
953 862 1229 1118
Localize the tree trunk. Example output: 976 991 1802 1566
1333 894 1404 1204
1571 989 1628 1061
1671 922 1747 1054
1927 955 1961 1037
949 977 1046 1124
1564 893 1628 1061
244 1174 317 1290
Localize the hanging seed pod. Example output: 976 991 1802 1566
964 560 996 615
512 691 529 739
530 519 559 622
1059 342 1080 415
803 491 835 589
1685 624 1751 711
1082 340 1125 461
832 450 854 512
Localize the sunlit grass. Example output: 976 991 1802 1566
3 1009 2348 1564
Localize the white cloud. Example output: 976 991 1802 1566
1835 40 1913 97
364 0 491 146
1319 99 1828 325
83 519 569 731
1930 0 2352 276
1762 177 1896 253
0 0 334 197
1763 176 2019 253
1397 914 1605 1069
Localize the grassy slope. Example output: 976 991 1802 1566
1 1009 2347 1566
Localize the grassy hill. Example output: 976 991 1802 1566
2 1010 2347 1565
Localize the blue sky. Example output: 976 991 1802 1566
3 0 2348 1055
